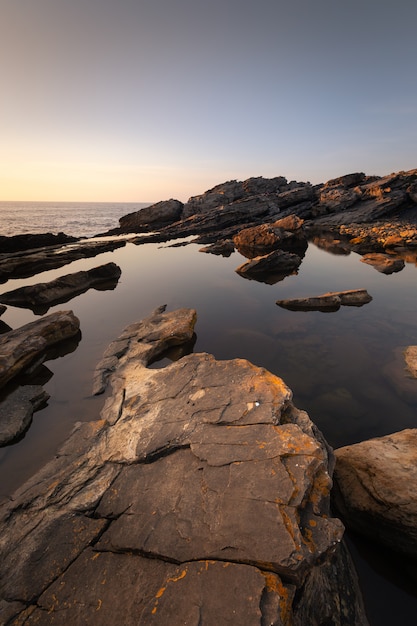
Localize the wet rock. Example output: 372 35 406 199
0 262 122 314
0 307 368 625
0 310 80 388
360 252 405 274
333 429 417 558
276 289 372 312
0 232 78 253
199 239 235 256
0 385 49 446
235 249 303 284
119 199 184 232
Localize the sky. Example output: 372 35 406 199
1 0 416 202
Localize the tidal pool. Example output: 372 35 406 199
1 237 417 624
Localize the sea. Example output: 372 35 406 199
0 201 151 238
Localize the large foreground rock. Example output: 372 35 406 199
0 310 80 388
0 307 369 625
333 429 417 557
0 262 121 314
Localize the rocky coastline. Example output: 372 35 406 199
1 167 417 624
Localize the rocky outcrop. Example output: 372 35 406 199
333 429 417 558
119 199 184 232
0 307 369 625
235 249 303 284
0 262 122 314
233 215 307 259
276 289 372 312
0 232 78 253
360 252 405 274
0 239 126 283
0 310 80 388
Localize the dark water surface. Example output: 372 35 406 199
1 238 417 623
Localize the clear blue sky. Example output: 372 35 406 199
1 0 416 201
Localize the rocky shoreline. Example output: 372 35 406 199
1 167 417 624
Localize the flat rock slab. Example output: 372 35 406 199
0 239 126 282
0 307 369 625
360 252 405 274
0 262 121 314
276 289 372 312
235 249 303 284
0 310 80 388
334 429 417 557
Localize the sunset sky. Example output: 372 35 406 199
1 0 416 202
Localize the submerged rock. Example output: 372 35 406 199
0 307 369 625
276 289 373 312
360 252 405 274
0 262 122 314
333 429 417 558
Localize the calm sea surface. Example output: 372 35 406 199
0 202 417 624
0 201 150 238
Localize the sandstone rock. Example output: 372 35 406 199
235 249 303 284
333 429 417 557
276 289 372 312
0 262 121 314
233 217 307 259
0 239 126 282
119 199 184 232
0 307 368 625
360 252 405 274
0 310 80 388
0 385 49 446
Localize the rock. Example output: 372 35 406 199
276 289 372 312
0 310 80 389
360 252 405 274
235 249 303 284
199 240 235 256
119 199 184 232
404 345 417 378
233 216 307 259
0 232 78 253
0 262 122 314
0 239 126 282
0 305 6 316
0 385 49 446
333 429 417 558
0 307 368 625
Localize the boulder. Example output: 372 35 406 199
233 217 307 259
0 310 80 388
276 289 372 312
360 252 405 274
0 307 368 625
0 262 122 314
199 240 235 256
333 429 417 558
0 385 49 446
118 199 184 232
235 249 303 284
0 239 126 282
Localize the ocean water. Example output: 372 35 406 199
0 201 151 238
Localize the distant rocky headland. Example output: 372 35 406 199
1 168 417 625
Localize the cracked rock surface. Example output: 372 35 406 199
0 307 368 625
